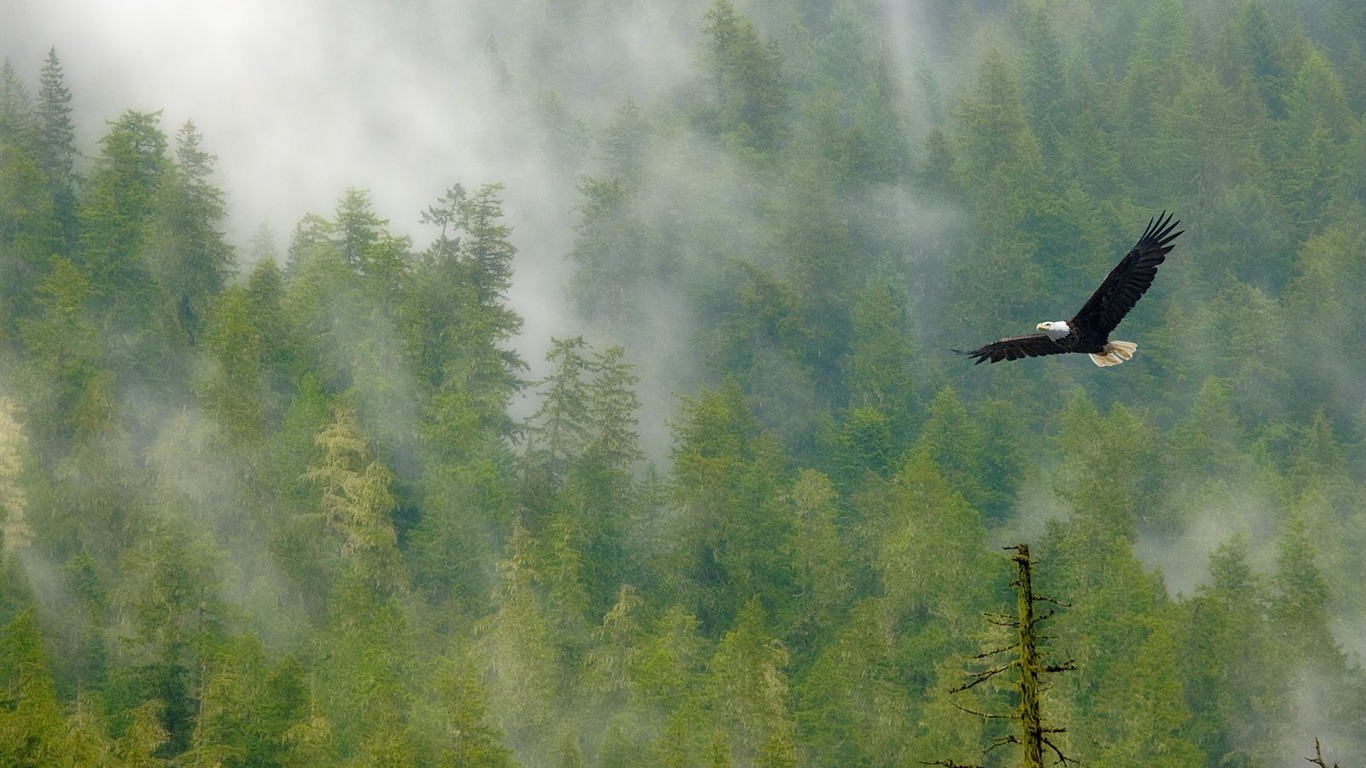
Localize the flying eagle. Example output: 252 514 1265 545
957 212 1182 367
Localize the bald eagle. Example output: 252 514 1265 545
957 212 1182 367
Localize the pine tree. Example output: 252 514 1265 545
1276 49 1354 240
199 286 269 448
0 397 33 555
0 61 35 148
670 380 796 634
418 655 514 767
78 110 168 334
1269 515 1341 670
407 183 523 428
14 255 101 456
952 49 1055 327
876 450 995 635
1181 537 1284 766
0 610 67 767
304 403 403 591
147 121 234 347
843 277 916 447
0 127 60 332
567 176 651 329
112 700 169 768
706 598 797 767
35 48 78 249
782 470 851 656
458 183 518 314
1227 1 1291 120
1015 4 1069 163
696 0 791 157
483 522 560 764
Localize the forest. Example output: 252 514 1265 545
1 0 1365 765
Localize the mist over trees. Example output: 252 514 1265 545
2 0 1366 766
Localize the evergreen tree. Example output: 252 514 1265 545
1051 388 1163 534
914 386 997 517
1226 1 1291 120
1039 504 1194 767
483 522 560 765
706 598 797 767
35 48 78 249
14 261 99 455
0 128 60 333
244 255 301 409
875 450 995 638
417 654 514 767
951 49 1056 328
112 700 169 767
304 402 403 592
695 0 791 157
78 110 168 336
1276 49 1355 240
0 61 35 148
407 183 523 428
402 184 524 613
1269 515 1342 670
1015 3 1069 163
0 610 67 767
843 276 916 447
199 286 269 448
1182 537 1284 766
314 572 419 764
0 397 31 555
147 121 233 347
567 176 652 329
781 470 850 656
670 380 796 635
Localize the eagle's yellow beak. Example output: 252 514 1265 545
1036 323 1048 331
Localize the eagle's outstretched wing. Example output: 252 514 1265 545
955 334 1066 365
1070 212 1182 338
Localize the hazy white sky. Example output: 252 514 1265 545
5 0 517 234
2 0 721 370
3 0 667 369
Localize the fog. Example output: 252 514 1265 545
3 0 1364 762
2 0 706 378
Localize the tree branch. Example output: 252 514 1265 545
1043 736 1083 766
949 700 1014 720
951 661 1017 693
972 641 1021 660
1305 739 1339 768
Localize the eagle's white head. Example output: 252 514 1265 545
1037 321 1071 341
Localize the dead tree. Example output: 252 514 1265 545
1305 739 1340 768
929 544 1077 768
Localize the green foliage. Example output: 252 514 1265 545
34 48 77 248
3 3 1366 765
147 121 234 347
670 380 797 635
78 110 168 334
695 0 791 157
304 403 402 591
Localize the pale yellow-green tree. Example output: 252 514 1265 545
706 598 798 768
0 397 32 555
304 403 402 590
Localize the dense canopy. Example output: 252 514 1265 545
1 1 1365 767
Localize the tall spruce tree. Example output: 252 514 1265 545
35 48 78 250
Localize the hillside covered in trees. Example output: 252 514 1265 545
2 0 1365 765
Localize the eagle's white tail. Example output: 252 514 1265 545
1089 340 1137 367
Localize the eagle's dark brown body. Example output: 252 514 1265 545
958 213 1182 366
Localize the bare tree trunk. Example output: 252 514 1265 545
1012 544 1045 768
